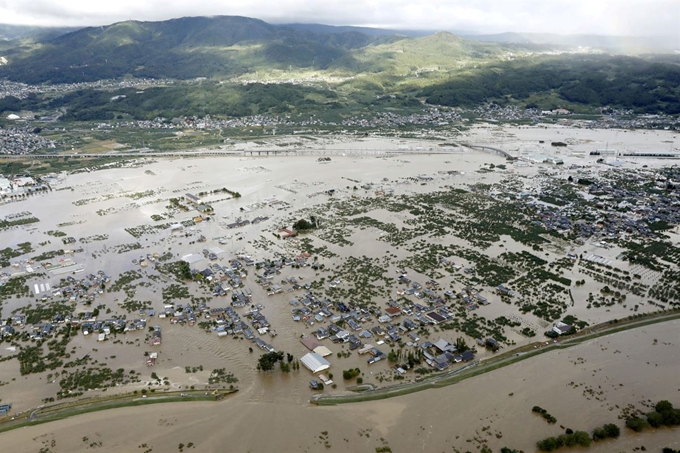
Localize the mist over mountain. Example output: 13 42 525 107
0 24 77 41
462 32 680 54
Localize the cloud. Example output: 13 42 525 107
0 0 678 37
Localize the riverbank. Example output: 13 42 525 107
313 309 680 405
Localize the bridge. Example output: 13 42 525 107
1 143 517 161
0 151 243 160
0 148 465 160
460 143 514 158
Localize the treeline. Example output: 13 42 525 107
536 423 620 451
420 54 680 114
536 430 591 451
626 400 680 431
257 351 298 372
0 82 340 121
535 400 679 451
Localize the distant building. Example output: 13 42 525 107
185 193 201 204
552 322 573 335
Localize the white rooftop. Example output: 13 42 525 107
182 254 204 264
300 352 330 373
313 345 332 357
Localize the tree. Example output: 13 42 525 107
656 400 674 413
593 423 620 440
455 337 469 352
603 423 620 438
626 416 650 432
257 351 284 372
536 437 560 452
647 411 665 428
568 431 591 447
293 218 314 231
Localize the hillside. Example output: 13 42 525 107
419 54 680 114
1 15 679 118
0 16 388 83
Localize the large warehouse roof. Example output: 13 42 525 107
300 352 330 373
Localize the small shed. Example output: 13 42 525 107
313 345 333 357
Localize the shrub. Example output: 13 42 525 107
536 431 590 451
656 400 674 413
647 411 665 428
626 416 650 432
342 368 361 380
593 423 620 440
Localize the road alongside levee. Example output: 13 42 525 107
312 310 680 406
0 389 237 434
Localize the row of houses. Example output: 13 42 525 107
421 338 475 370
2 311 152 342
285 287 480 372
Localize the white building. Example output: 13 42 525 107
300 352 331 373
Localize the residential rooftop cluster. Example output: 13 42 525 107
0 126 56 154
519 166 680 240
0 78 173 100
174 252 483 375
340 107 463 128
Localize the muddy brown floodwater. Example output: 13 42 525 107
1 130 679 451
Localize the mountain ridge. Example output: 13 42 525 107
1 15 679 118
0 15 403 83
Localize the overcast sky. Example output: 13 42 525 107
0 0 678 36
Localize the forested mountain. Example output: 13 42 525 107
420 55 680 114
0 16 395 83
1 15 679 117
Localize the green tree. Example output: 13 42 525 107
257 351 284 372
536 437 560 452
455 336 469 352
647 411 665 428
656 400 674 413
293 218 315 231
626 416 650 432
603 423 620 438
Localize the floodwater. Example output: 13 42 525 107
0 317 677 453
2 149 513 410
0 130 679 449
